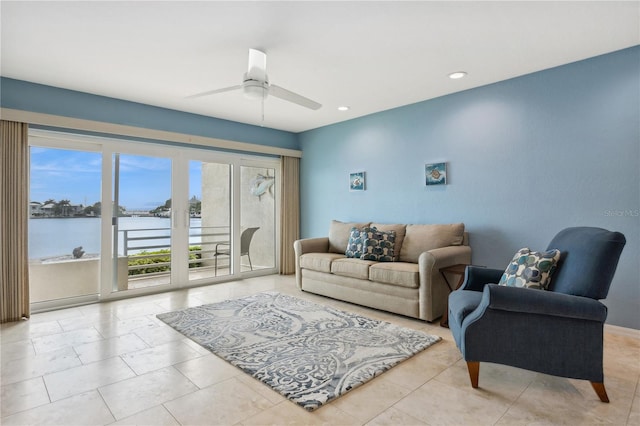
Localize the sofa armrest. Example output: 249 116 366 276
480 284 608 322
293 237 330 289
424 245 472 269
418 245 472 282
417 245 472 320
294 237 329 256
459 266 504 292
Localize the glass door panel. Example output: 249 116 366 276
239 165 276 273
112 153 172 292
28 146 102 304
187 160 231 281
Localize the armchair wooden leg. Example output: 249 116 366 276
591 382 610 403
466 361 479 388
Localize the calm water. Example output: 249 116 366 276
29 217 203 259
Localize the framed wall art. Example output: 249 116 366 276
425 162 447 185
349 171 365 191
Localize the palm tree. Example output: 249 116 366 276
58 199 71 217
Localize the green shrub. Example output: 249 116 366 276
128 246 202 275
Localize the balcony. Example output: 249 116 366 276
29 225 270 303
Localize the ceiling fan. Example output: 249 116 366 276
188 48 322 110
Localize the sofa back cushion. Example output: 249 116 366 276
399 223 465 263
328 220 371 254
371 223 406 260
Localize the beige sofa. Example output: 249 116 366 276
294 220 471 322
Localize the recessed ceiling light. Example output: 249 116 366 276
449 71 467 79
337 106 350 111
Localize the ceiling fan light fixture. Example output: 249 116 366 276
449 71 467 79
243 80 267 100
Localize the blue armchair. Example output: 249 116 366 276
448 227 626 402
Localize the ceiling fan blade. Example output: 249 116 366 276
269 84 322 110
185 85 243 99
247 48 267 81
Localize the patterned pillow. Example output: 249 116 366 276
499 247 561 289
345 227 365 258
360 227 396 262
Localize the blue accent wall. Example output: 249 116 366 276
299 47 640 329
0 77 298 150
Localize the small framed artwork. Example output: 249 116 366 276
425 162 447 185
350 171 365 191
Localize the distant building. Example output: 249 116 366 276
31 201 85 217
157 208 171 217
30 201 43 217
41 203 56 217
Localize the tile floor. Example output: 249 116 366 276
1 274 639 425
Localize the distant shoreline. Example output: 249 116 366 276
29 215 160 219
30 216 101 219
30 253 100 264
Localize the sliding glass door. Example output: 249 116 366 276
29 130 279 309
239 163 277 274
111 152 173 293
28 143 102 309
186 160 232 282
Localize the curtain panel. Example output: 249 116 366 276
279 156 300 274
0 120 30 322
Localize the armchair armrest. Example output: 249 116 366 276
481 284 607 322
459 266 503 292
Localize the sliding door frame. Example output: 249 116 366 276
28 129 281 309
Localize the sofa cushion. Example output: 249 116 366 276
299 253 346 273
499 247 561 290
399 223 465 263
371 223 406 260
345 227 365 258
331 258 377 280
361 228 396 262
369 262 420 289
328 220 371 254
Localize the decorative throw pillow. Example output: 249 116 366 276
499 247 561 290
360 227 396 262
345 227 365 258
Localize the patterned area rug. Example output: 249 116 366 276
156 291 441 411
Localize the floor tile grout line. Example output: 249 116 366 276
624 379 640 425
95 386 119 425
492 374 536 426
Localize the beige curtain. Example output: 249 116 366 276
1 120 30 322
279 156 300 274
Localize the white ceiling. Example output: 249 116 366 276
1 1 638 133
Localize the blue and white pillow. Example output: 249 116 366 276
360 227 396 262
345 227 365 258
499 247 561 289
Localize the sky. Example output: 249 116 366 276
30 147 202 211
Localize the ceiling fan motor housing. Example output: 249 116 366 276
243 73 269 99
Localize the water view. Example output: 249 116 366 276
29 216 203 259
27 142 275 306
